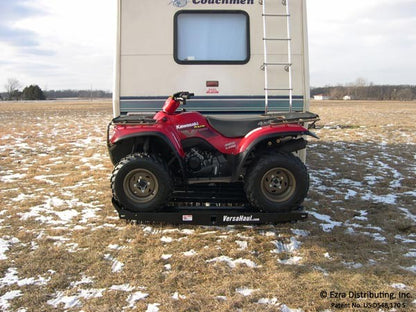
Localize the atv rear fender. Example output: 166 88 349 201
233 124 317 181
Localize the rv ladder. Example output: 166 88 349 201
262 0 293 113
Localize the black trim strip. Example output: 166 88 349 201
120 95 304 100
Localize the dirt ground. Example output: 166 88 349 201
0 100 415 311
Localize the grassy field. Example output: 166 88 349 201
0 100 415 311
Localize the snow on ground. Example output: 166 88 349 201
0 102 415 310
206 256 259 268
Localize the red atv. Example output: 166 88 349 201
107 92 319 213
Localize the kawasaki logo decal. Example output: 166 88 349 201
223 215 260 222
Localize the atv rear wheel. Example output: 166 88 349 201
111 153 173 212
244 153 309 212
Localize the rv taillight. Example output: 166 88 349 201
206 81 219 87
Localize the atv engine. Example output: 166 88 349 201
184 148 228 178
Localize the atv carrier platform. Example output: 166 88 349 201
112 183 308 225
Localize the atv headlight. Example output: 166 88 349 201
107 122 116 146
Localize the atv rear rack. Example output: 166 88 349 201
264 111 319 128
112 198 307 225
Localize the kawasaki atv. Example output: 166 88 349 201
107 92 319 213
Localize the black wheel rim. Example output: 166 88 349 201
123 169 159 204
261 167 296 202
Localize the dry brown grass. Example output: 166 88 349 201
0 100 415 311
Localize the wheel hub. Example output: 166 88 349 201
124 169 159 203
261 168 296 202
135 177 151 193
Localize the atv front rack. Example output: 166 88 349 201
111 115 157 125
112 198 308 225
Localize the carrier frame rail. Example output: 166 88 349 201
112 182 308 225
112 198 308 225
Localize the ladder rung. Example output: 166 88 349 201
262 14 290 17
263 38 291 41
264 62 292 66
265 88 293 91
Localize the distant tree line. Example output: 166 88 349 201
311 79 416 101
45 89 112 99
1 78 112 101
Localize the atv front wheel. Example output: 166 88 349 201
111 153 173 212
244 153 309 212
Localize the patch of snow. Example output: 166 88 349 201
271 237 301 253
215 296 227 301
110 284 135 292
235 287 258 296
207 256 259 268
0 290 22 311
47 292 81 309
391 283 407 290
0 268 19 288
291 229 309 237
342 261 363 269
361 192 397 205
11 193 35 202
278 256 303 265
257 297 279 305
235 240 248 250
172 292 186 300
395 235 415 244
280 304 304 312
146 303 160 312
404 251 416 258
309 211 342 232
104 254 124 273
354 210 368 221
160 236 173 243
398 207 416 223
0 237 20 260
126 291 149 308
181 229 195 235
199 231 217 235
183 250 197 257
0 173 26 183
78 288 105 299
111 260 124 273
161 254 172 260
71 275 94 287
402 265 416 273
108 244 123 250
164 264 172 271
345 189 357 200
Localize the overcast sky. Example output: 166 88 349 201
0 0 415 91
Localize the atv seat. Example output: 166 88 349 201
207 115 275 138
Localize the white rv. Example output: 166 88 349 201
113 0 310 116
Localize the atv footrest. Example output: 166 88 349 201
112 198 307 225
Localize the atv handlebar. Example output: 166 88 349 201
172 91 194 104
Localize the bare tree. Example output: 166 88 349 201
4 78 21 100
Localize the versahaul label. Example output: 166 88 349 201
223 215 260 222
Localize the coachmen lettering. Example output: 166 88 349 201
192 0 255 4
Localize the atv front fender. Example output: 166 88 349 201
108 125 184 166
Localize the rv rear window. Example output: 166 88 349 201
174 10 250 64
